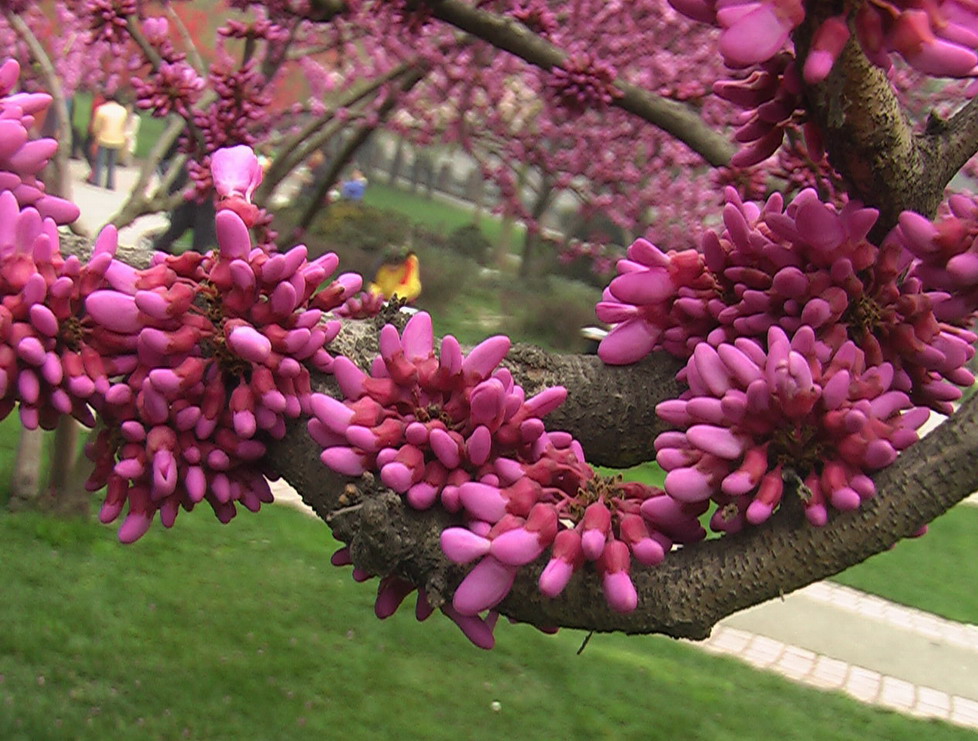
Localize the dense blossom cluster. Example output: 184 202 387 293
82 0 136 48
713 52 816 168
313 312 704 645
599 185 976 529
670 0 978 82
656 327 927 528
544 53 622 113
0 68 363 542
0 60 79 225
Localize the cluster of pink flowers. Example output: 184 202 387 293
713 52 817 168
656 327 926 528
0 93 365 543
544 53 622 114
670 0 978 83
86 149 362 542
598 185 975 527
82 0 136 49
509 0 558 37
895 194 978 324
312 312 704 645
0 60 79 225
133 60 206 119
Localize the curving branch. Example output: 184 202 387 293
262 317 978 640
52 238 978 640
302 0 735 167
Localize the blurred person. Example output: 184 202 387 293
340 167 368 202
88 92 128 190
120 102 141 167
369 247 421 303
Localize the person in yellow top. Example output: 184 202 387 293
369 248 422 303
89 93 130 190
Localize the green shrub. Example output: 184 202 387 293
445 223 492 264
501 276 601 352
412 244 473 313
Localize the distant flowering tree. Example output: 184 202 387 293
4 0 978 649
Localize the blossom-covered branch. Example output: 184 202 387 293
302 0 736 166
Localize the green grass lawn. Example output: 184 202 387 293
363 180 524 249
1 504 973 741
831 503 978 624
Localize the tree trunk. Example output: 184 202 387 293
43 418 89 518
7 427 44 511
519 175 556 278
388 136 406 185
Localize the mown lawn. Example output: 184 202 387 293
832 504 978 624
1 503 973 741
363 180 524 250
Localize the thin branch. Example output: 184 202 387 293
165 4 208 75
256 63 414 204
5 12 73 201
292 66 430 236
924 94 978 193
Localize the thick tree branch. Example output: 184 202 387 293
924 94 978 191
265 316 978 640
800 28 975 232
54 238 978 640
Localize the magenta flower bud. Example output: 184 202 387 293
330 547 353 567
85 290 141 333
17 368 40 404
539 557 575 598
16 336 45 366
212 145 263 202
599 540 638 613
118 511 153 545
439 335 463 375
380 461 415 493
401 311 434 360
803 15 851 83
310 392 355 434
580 502 612 560
598 319 660 365
692 343 732 396
406 481 439 509
864 438 897 469
452 556 517 615
665 465 714 502
441 527 492 563
466 425 492 466
429 428 461 468
215 210 251 260
459 481 508 522
29 304 58 337
331 356 367 398
320 446 366 476
440 605 496 650
462 335 511 381
523 386 567 417
656 399 691 425
375 576 416 620
686 424 744 460
469 378 506 428
228 325 272 363
745 468 785 525
185 466 206 503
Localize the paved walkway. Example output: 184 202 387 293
68 159 978 732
